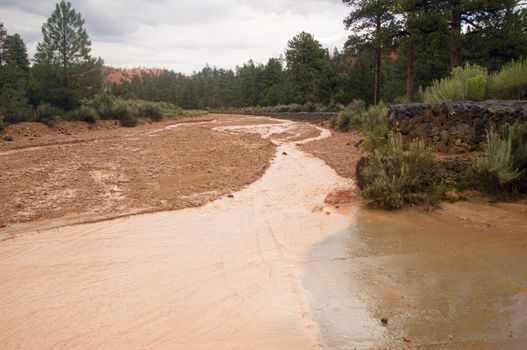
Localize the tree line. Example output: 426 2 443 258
1 0 526 127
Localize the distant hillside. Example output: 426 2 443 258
103 67 167 89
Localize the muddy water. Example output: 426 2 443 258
0 120 354 349
304 204 527 349
2 117 527 350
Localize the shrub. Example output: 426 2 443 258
335 109 352 131
110 102 138 127
138 102 163 121
361 133 442 209
335 100 368 131
473 128 520 191
362 124 389 153
361 102 387 130
465 75 487 101
85 93 116 119
288 104 307 113
423 63 488 102
489 59 527 100
34 103 62 126
67 106 99 124
473 123 527 194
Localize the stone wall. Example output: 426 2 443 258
387 100 527 153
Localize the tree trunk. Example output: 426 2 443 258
374 14 382 105
450 0 462 68
406 44 415 103
374 47 381 105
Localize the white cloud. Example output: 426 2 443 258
0 0 350 73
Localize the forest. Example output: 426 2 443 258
0 0 526 127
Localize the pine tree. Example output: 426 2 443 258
0 22 7 65
343 0 401 105
285 32 328 105
4 34 30 71
33 0 102 109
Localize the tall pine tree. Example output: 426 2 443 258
33 0 102 109
343 0 401 105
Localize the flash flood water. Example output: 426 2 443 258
1 117 526 349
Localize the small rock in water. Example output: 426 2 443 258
381 317 389 324
227 194 234 198
282 152 288 155
335 205 340 209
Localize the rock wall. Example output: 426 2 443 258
388 100 527 153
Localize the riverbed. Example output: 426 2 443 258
1 117 526 349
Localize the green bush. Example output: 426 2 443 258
423 63 488 102
361 102 387 130
110 102 138 127
361 133 443 209
334 100 370 131
84 93 116 119
137 102 163 121
335 109 352 131
67 106 99 124
465 75 487 101
34 103 62 126
363 124 389 153
489 59 527 100
473 123 527 194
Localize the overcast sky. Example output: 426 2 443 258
0 0 350 73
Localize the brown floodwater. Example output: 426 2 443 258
304 204 527 349
1 119 526 349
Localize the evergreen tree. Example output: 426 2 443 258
33 0 102 109
4 34 30 71
0 22 7 65
285 32 328 105
343 0 401 104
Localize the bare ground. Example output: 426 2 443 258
299 130 366 179
0 114 281 227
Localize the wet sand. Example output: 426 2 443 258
0 115 281 227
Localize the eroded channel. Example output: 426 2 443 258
0 119 357 349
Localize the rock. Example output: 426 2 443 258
325 186 359 205
445 191 459 203
454 138 462 146
402 336 411 343
282 152 288 155
227 194 234 198
2 135 13 142
381 317 389 324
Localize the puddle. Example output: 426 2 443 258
303 208 527 349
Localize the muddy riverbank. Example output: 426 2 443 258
0 119 354 349
1 115 319 228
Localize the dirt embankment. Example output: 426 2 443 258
0 115 278 227
299 130 366 179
